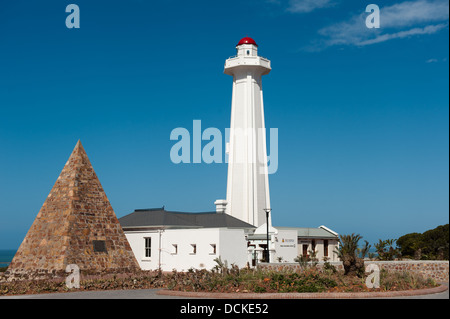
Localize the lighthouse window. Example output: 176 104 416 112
247 50 250 55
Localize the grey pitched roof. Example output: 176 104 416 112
275 227 338 239
119 208 256 230
247 227 338 241
275 226 339 239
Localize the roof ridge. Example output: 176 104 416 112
166 211 217 215
133 208 217 215
135 207 164 212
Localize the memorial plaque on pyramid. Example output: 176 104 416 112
8 141 139 277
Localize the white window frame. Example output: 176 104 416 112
190 244 197 255
172 244 178 255
144 237 152 259
210 244 217 255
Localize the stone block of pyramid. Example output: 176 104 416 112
8 141 139 277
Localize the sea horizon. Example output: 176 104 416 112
0 249 17 267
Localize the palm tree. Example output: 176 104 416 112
334 234 368 277
375 239 400 260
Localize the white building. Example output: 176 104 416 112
244 225 339 265
120 208 339 270
120 208 254 271
120 37 340 271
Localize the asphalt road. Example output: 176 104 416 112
0 288 185 299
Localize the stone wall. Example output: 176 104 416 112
367 260 449 282
258 260 449 282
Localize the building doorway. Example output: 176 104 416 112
302 244 308 257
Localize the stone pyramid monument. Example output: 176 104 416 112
8 140 139 277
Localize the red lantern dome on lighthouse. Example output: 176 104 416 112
237 37 258 47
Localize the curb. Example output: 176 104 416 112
157 284 448 299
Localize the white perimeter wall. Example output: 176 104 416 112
125 228 248 272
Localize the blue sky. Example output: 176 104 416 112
0 0 448 249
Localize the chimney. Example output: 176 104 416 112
214 199 227 214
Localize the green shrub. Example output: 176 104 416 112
397 224 449 260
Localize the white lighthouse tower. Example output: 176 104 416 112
220 37 272 228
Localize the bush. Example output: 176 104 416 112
0 261 439 296
397 224 449 260
323 260 337 274
294 255 310 269
396 233 422 258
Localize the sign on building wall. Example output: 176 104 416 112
279 238 296 248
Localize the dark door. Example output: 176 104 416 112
302 244 308 257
